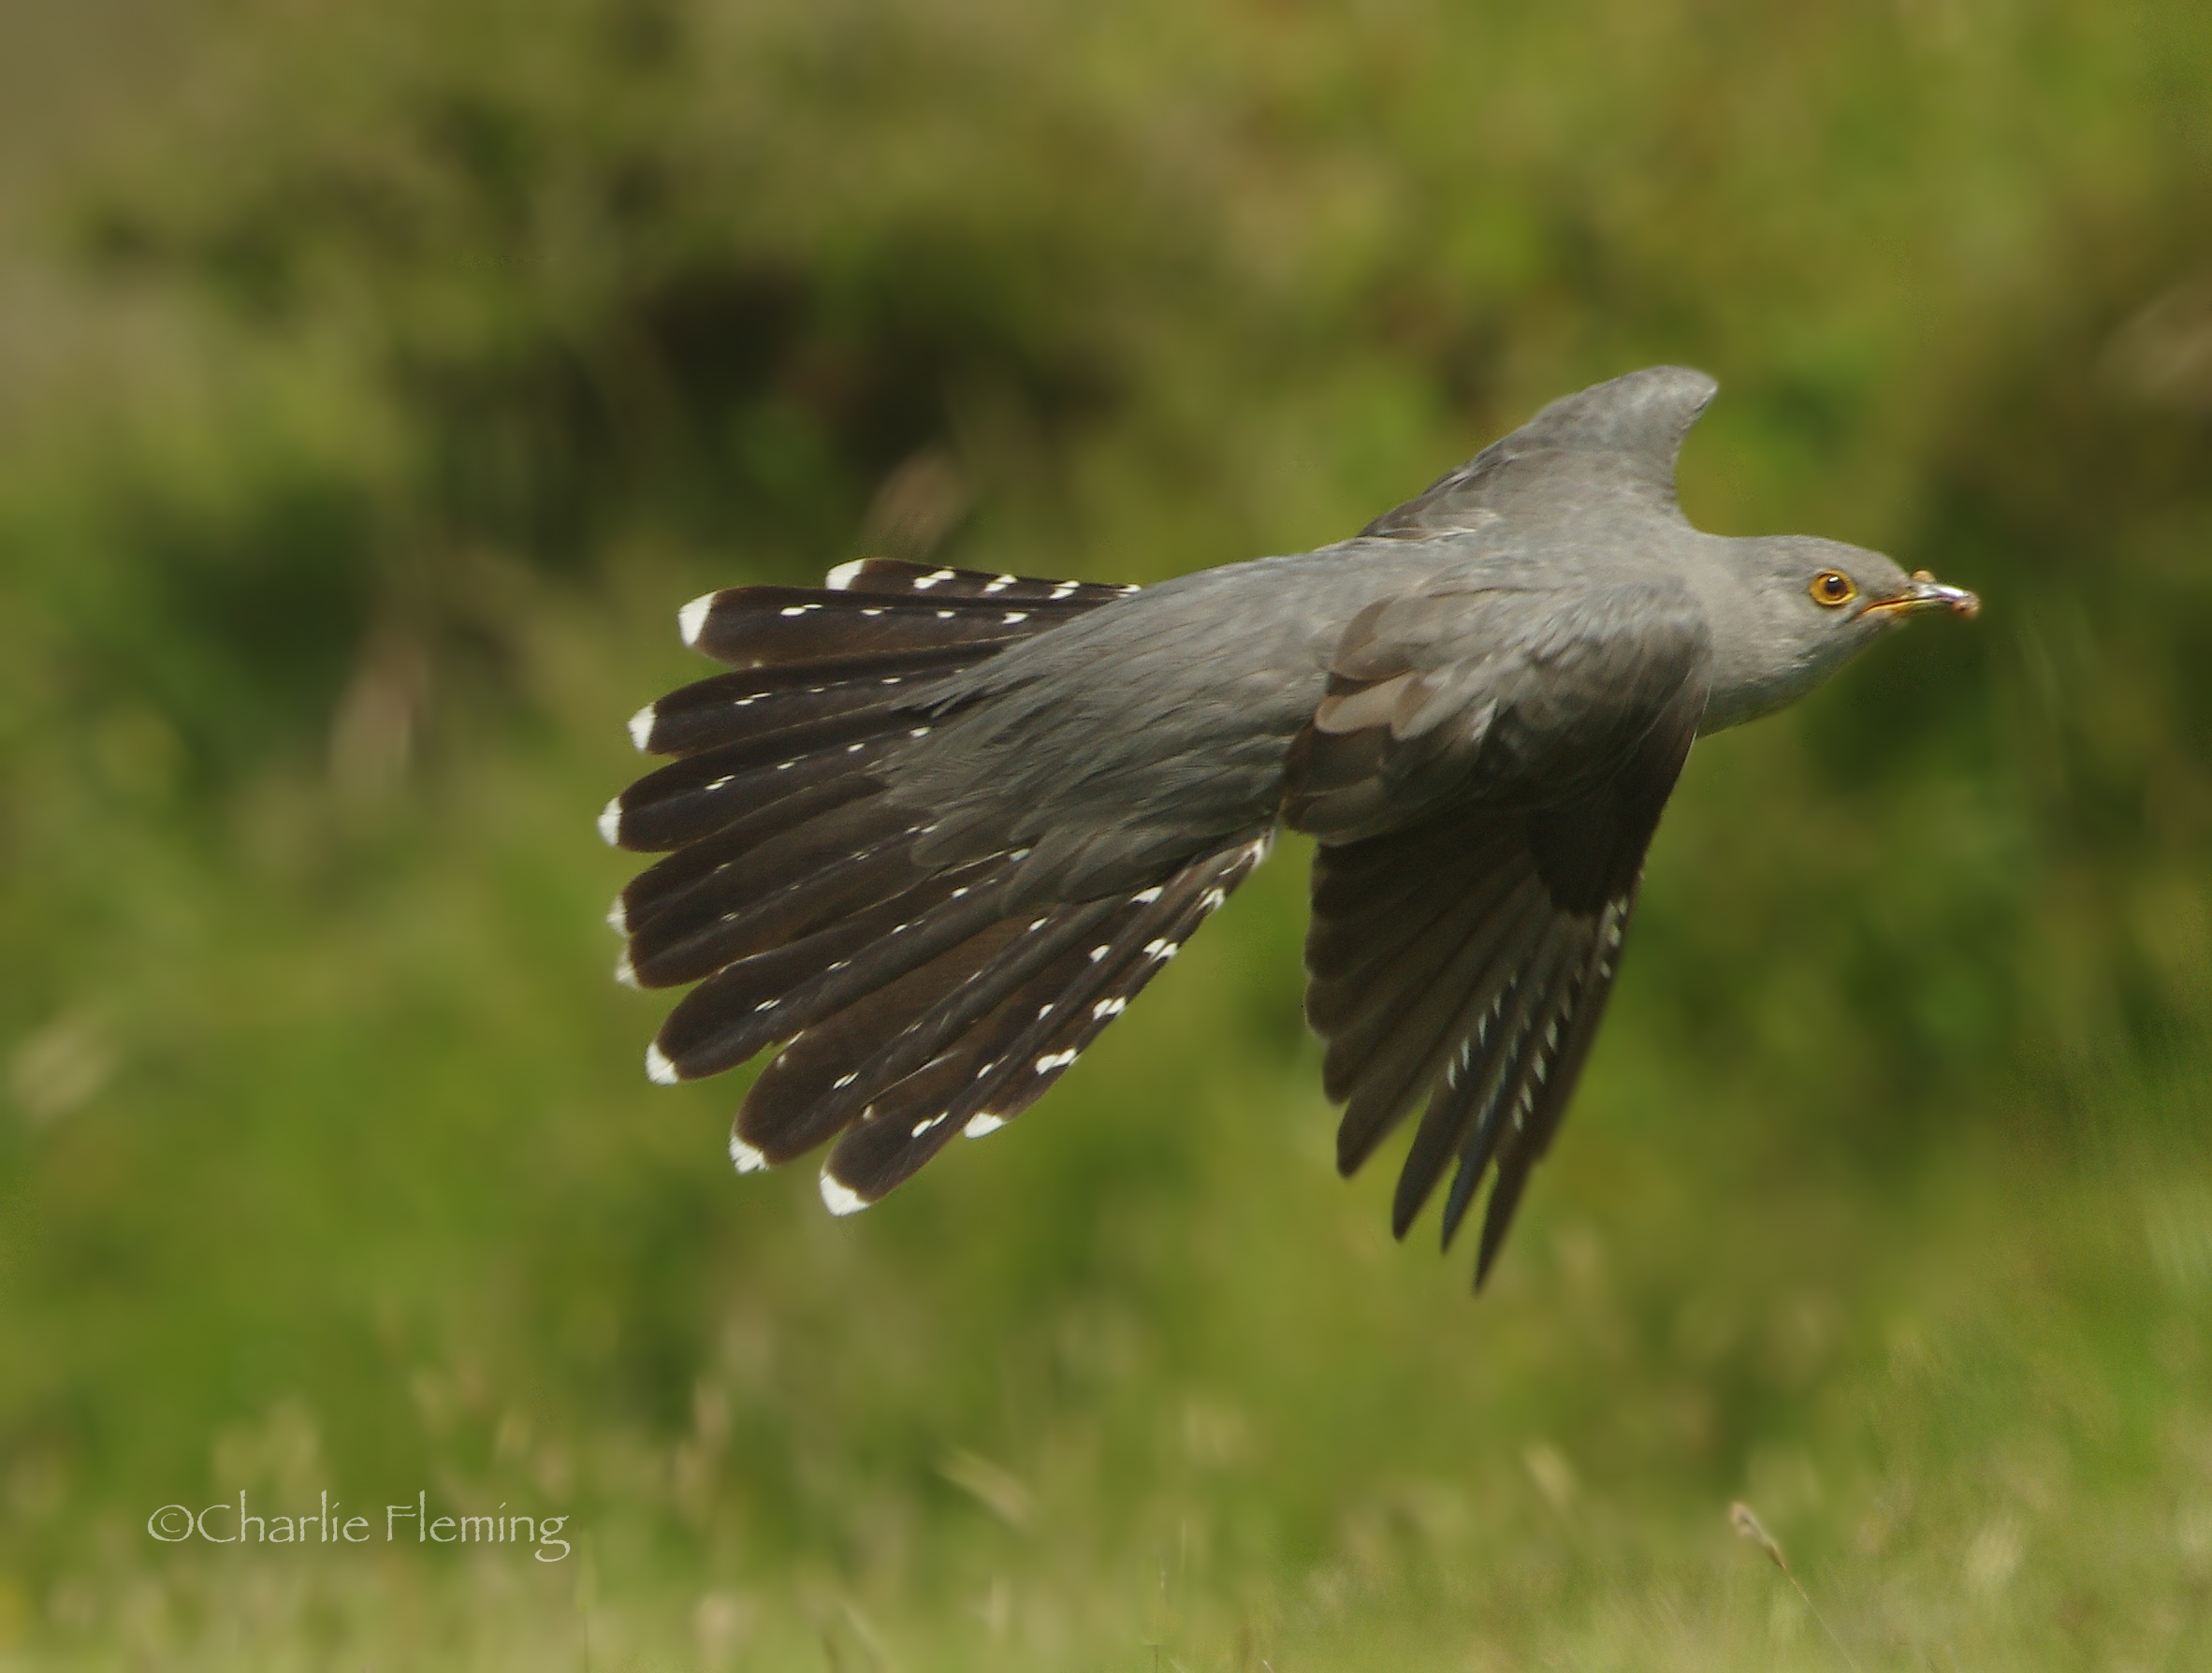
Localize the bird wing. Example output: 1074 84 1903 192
1286 567 1710 1285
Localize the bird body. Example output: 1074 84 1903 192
604 366 1975 1284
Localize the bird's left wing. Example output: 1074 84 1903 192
1285 568 1710 1284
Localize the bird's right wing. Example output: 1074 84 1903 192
1285 571 1710 1284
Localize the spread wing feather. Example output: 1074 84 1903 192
1288 566 1708 1286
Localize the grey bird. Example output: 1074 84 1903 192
601 366 1977 1287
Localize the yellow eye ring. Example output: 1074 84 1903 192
1810 569 1856 607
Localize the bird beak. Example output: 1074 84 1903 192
1863 570 1979 622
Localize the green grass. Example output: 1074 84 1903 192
4 0 2212 1666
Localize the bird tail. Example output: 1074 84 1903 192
603 558 1268 1212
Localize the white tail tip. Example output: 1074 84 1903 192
646 1043 679 1084
824 560 866 591
606 895 628 935
820 1170 869 1215
597 796 623 847
678 592 718 647
729 1132 769 1173
627 704 656 750
614 953 640 991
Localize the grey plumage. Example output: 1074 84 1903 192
604 367 1977 1287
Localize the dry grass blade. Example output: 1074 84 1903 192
1727 1501 1865 1673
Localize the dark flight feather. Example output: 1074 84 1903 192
1288 572 1707 1285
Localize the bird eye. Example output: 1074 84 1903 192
1810 569 1856 607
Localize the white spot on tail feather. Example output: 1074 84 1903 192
911 568 956 590
1142 938 1179 960
1092 997 1127 1020
1050 582 1077 600
1132 886 1164 904
597 797 623 847
1035 1050 1079 1073
646 1043 679 1084
824 560 867 590
911 1113 949 1138
820 1171 869 1215
679 592 717 647
833 1071 859 1090
779 604 820 617
627 704 656 750
964 1113 1004 1139
729 1132 769 1172
1002 611 1029 623
1088 945 1110 962
1200 887 1227 911
984 575 1015 592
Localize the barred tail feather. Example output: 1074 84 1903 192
609 560 1141 853
824 558 1142 606
682 581 1122 669
622 804 939 987
617 776 882 940
633 648 986 759
604 734 907 854
652 874 1016 1081
811 834 1272 1206
611 559 1288 1216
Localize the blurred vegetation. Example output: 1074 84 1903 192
3 0 2211 1666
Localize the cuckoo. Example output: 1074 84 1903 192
600 367 1978 1286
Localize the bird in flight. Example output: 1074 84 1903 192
601 367 1977 1287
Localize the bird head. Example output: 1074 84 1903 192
1703 535 1979 731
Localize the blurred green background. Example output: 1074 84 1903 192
3 0 2211 1666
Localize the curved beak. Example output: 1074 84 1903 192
1863 569 1979 622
